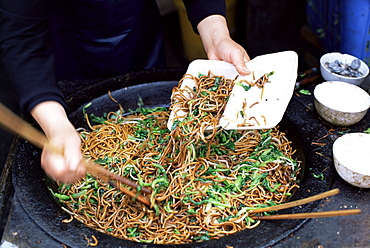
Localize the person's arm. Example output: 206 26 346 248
0 1 84 183
31 101 86 183
182 0 250 75
197 15 250 75
0 1 66 112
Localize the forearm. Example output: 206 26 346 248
197 15 230 56
0 3 64 113
197 15 250 75
30 101 72 139
182 0 226 34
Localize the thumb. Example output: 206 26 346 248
233 54 251 76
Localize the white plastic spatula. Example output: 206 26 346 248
168 50 298 130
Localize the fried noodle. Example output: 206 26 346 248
52 71 301 244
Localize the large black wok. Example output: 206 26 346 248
10 68 333 247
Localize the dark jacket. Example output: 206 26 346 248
0 0 226 113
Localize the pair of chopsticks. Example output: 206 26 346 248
0 103 151 207
250 189 361 220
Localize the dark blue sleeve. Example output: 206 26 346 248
182 0 226 34
0 1 66 113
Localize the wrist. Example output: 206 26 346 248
197 15 230 53
30 101 71 138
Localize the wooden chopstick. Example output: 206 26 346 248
0 103 151 206
82 160 151 205
82 159 151 194
251 209 362 220
250 189 361 220
250 189 340 214
43 142 151 196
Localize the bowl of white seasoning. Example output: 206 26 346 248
320 52 369 86
333 132 370 188
314 81 370 126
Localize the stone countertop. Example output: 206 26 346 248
273 80 370 248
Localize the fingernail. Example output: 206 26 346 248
242 67 251 75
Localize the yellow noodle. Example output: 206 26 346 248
54 72 301 244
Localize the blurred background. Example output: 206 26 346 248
0 0 369 236
158 0 370 74
158 0 310 69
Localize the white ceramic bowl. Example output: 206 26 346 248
320 52 369 86
333 133 370 188
314 81 370 126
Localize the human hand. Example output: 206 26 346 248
197 15 251 75
31 101 85 183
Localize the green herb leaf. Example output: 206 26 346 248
82 102 92 115
299 89 311 95
312 172 324 180
235 81 251 91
